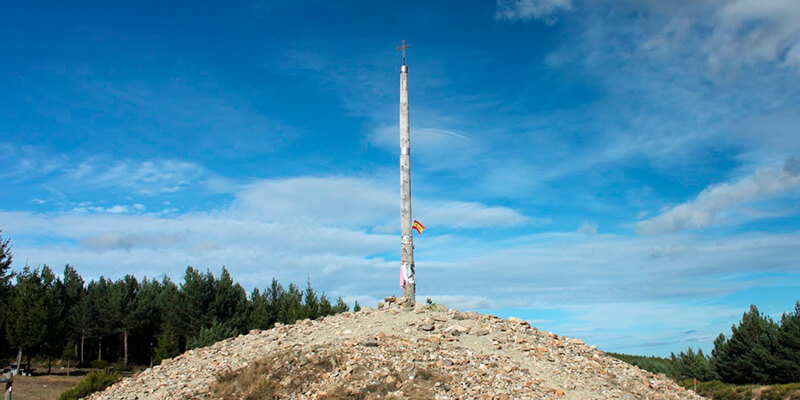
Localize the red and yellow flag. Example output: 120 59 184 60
412 220 425 234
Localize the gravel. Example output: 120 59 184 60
86 301 705 399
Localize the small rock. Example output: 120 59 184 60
444 325 469 334
473 328 490 336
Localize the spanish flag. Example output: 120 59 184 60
412 220 425 234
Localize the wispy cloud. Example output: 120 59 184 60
704 0 800 72
637 158 800 234
65 157 208 195
0 143 68 182
495 0 574 23
236 176 529 229
0 144 235 209
367 125 481 172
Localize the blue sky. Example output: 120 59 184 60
2 0 800 356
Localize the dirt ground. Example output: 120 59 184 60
8 374 83 400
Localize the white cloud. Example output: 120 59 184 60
613 0 800 74
637 159 800 234
4 202 800 356
418 201 530 229
576 221 598 235
0 175 530 289
236 176 529 229
68 203 151 215
507 0 800 183
105 205 129 214
705 0 800 72
235 176 395 227
81 232 183 251
495 0 573 22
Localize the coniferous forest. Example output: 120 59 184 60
0 230 353 371
611 302 800 385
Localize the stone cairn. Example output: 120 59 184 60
87 299 705 400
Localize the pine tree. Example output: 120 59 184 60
136 277 165 366
63 339 77 376
63 265 86 362
40 265 67 374
774 302 800 383
711 305 779 384
6 266 48 371
670 347 716 381
279 283 304 324
303 280 320 320
211 267 248 333
319 294 333 317
110 275 140 366
333 297 350 314
0 230 13 357
248 288 271 330
154 323 179 364
70 295 93 363
265 278 284 327
86 277 113 361
186 320 237 350
353 301 361 312
179 267 216 339
156 277 182 341
0 230 11 286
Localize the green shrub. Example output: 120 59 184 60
89 359 108 370
761 383 800 400
57 371 119 400
154 323 180 364
112 360 132 372
187 320 237 350
677 380 755 400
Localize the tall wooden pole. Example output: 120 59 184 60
398 40 415 305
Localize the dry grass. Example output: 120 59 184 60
8 374 83 400
679 380 800 400
212 346 450 400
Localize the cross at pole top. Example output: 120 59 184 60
397 40 410 65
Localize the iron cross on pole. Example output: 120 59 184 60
398 40 415 306
397 40 410 65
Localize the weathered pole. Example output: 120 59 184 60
1 371 11 400
0 370 11 400
398 40 415 305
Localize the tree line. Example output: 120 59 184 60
612 302 800 385
0 230 359 371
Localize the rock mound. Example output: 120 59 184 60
87 302 704 399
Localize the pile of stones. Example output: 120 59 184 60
86 299 704 399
